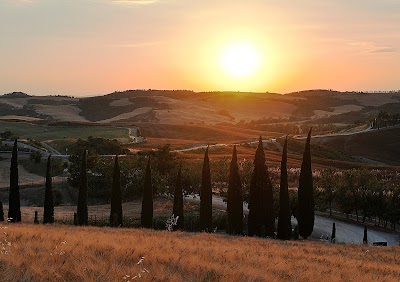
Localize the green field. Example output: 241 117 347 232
0 121 130 142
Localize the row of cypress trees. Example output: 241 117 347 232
224 129 313 239
7 140 55 224
164 129 313 239
75 152 156 229
6 142 152 228
7 130 314 240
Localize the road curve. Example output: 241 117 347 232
185 195 399 246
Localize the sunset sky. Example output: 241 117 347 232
1 0 399 96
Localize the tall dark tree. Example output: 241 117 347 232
34 211 39 224
8 139 21 222
77 150 88 225
173 163 184 230
141 157 153 228
297 128 314 239
277 137 291 240
0 201 4 221
363 226 368 244
200 147 212 232
248 136 274 237
331 222 336 243
227 145 243 235
110 155 123 227
43 155 54 224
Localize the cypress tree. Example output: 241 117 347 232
173 163 184 230
277 137 291 240
8 139 21 222
141 156 153 228
34 211 39 224
297 128 314 239
77 150 88 226
331 222 336 243
0 201 4 221
43 155 54 224
200 147 212 232
227 145 243 235
363 226 368 244
110 155 123 227
248 136 274 237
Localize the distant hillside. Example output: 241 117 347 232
1 89 399 125
2 92 32 98
312 126 400 166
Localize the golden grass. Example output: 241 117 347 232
0 223 398 282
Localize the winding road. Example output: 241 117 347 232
186 195 400 246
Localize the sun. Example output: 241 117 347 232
219 42 262 78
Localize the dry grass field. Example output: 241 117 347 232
0 223 398 282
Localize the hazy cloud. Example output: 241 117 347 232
370 47 397 53
347 41 397 54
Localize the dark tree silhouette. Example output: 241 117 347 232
200 147 212 232
277 137 291 240
141 157 153 228
34 211 39 224
0 201 4 221
363 226 368 244
298 128 314 239
77 150 88 225
8 139 21 222
331 222 336 243
110 155 123 227
43 155 54 224
173 163 184 230
248 136 274 237
227 145 243 235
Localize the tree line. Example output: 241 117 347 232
371 110 400 129
315 168 400 230
5 131 315 240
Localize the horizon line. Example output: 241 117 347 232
1 88 400 98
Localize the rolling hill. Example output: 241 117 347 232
1 89 400 167
1 90 399 125
313 126 400 166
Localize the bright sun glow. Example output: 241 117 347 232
220 42 262 78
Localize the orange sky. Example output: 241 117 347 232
1 0 399 96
